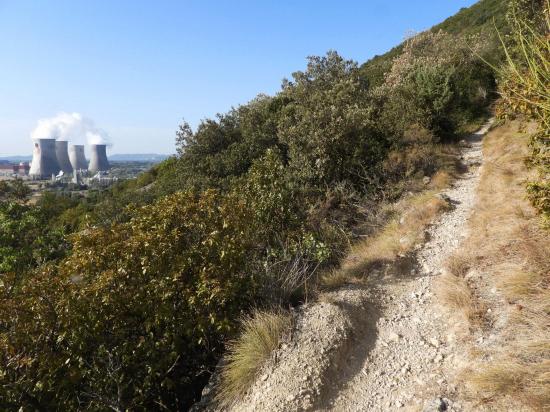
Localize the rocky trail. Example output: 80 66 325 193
202 120 494 412
321 121 493 412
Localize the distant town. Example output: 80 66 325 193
0 152 168 181
0 145 169 203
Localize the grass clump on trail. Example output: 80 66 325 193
435 273 484 325
217 310 292 407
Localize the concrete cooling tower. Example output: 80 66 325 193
29 138 60 178
55 140 73 174
69 145 88 171
88 144 110 173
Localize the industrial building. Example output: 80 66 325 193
69 144 88 171
29 139 110 179
29 138 60 178
88 144 110 173
0 162 30 177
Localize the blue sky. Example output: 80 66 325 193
0 0 477 156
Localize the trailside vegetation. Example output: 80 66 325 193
495 0 549 224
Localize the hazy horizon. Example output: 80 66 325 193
0 0 477 156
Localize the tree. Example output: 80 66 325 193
278 51 387 190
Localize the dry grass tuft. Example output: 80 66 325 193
444 252 471 278
435 274 481 323
429 170 452 190
319 269 361 291
217 310 292 407
465 360 550 410
464 362 528 401
499 270 543 300
436 274 472 312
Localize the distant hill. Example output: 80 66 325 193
108 153 171 162
359 0 509 86
0 155 32 163
0 154 171 163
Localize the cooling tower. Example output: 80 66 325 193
29 138 60 178
88 144 110 173
55 140 73 174
69 145 88 171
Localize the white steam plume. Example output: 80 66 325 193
31 112 110 145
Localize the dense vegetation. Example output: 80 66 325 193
3 0 546 410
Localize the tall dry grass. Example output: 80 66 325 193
494 0 550 225
438 122 550 410
216 310 292 407
320 188 451 289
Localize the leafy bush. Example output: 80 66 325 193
163 95 285 194
379 30 495 138
279 51 388 190
0 179 31 201
0 183 70 279
1 190 262 410
0 202 66 277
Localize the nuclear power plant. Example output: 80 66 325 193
69 144 88 171
29 140 110 179
29 138 61 178
88 144 110 173
55 140 73 174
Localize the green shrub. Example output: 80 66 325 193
379 30 495 139
278 51 388 190
0 187 68 278
1 190 262 410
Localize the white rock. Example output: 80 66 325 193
388 332 401 342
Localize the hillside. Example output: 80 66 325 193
1 0 547 411
200 120 548 411
359 0 510 87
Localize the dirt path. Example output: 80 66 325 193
210 121 493 412
321 120 493 412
